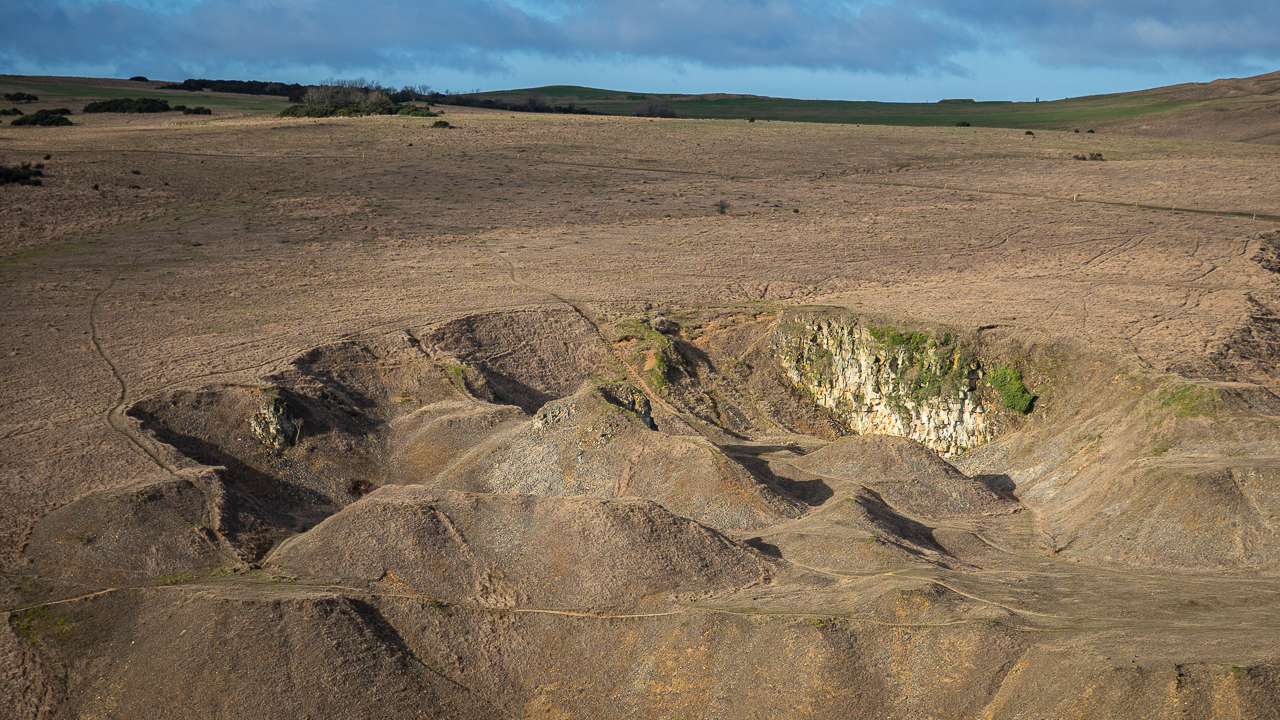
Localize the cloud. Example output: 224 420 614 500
1 0 1275 90
2 0 976 80
561 1 976 74
917 0 1280 72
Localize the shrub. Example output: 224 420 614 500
279 104 336 118
747 117 755 123
172 105 187 112
182 106 212 115
1025 130 1035 136
0 108 22 116
161 78 305 98
129 76 149 82
635 98 675 118
0 162 43 186
4 92 38 103
431 120 453 129
955 121 971 127
397 105 436 118
11 110 72 126
990 365 1034 413
83 97 171 113
1087 129 1095 133
714 199 730 215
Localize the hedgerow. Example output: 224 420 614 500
83 98 171 113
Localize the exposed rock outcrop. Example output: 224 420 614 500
773 316 993 457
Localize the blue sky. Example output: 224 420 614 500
3 0 1278 102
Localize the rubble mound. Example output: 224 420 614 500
270 487 774 611
793 434 1016 519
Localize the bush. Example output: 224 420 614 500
129 76 149 82
714 199 730 215
4 92 38 103
279 104 336 118
635 98 675 118
431 120 453 129
0 162 44 186
172 105 187 112
990 365 1035 413
0 108 22 116
955 121 971 127
161 78 305 98
1025 130 1035 136
182 106 212 115
83 97 171 113
397 105 436 118
11 110 72 127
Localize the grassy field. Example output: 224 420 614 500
0 76 292 115
460 84 1263 131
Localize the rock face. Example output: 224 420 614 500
773 316 993 457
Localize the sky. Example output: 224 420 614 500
3 0 1278 103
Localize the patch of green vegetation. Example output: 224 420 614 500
154 571 196 586
1161 383 1215 418
397 105 437 118
990 364 1035 414
9 606 74 647
862 325 976 405
647 349 670 390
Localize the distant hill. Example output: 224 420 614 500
456 71 1280 144
4 71 1277 143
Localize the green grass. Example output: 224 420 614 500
1161 384 1216 418
458 84 1272 131
990 365 1035 414
0 77 291 116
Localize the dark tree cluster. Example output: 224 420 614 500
11 109 72 126
4 92 38 103
434 92 597 115
279 79 439 118
83 97 171 113
172 105 213 115
161 78 307 100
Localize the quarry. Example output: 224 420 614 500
4 74 1280 718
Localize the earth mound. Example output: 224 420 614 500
793 434 1016 519
38 587 507 720
270 487 774 611
425 382 807 529
421 307 611 412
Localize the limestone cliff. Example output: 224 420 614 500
773 316 993 457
